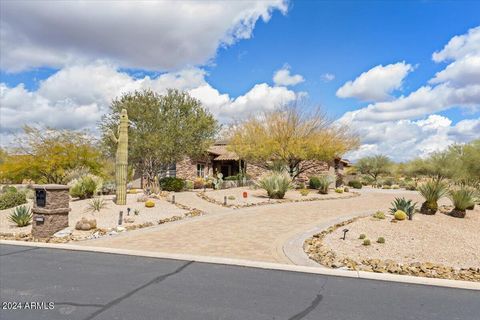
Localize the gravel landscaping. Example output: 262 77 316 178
0 193 189 238
305 204 480 281
199 186 357 207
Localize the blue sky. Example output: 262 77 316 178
0 0 479 160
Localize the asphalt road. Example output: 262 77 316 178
0 244 479 320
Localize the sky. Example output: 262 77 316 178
0 0 479 161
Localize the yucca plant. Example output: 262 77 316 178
448 187 475 218
9 205 32 227
389 197 417 220
417 180 448 215
257 172 293 199
85 197 108 213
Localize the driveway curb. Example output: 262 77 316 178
2 239 478 291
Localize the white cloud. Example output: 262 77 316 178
336 62 413 102
0 1 288 72
340 26 480 161
321 73 335 82
273 66 305 86
0 63 299 145
345 115 480 162
432 26 480 62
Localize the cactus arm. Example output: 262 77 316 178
108 129 118 144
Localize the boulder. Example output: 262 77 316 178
75 216 97 231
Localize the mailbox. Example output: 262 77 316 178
31 184 70 238
36 189 46 207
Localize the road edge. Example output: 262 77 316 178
1 239 479 291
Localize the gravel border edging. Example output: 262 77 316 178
303 216 480 283
196 191 360 209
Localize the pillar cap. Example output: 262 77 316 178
31 184 70 190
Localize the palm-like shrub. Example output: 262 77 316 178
86 197 109 213
9 205 32 227
389 197 417 220
69 174 103 199
449 187 475 218
257 172 292 199
417 180 448 215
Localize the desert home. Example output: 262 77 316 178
159 140 350 184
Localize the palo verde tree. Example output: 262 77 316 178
0 126 103 184
356 155 393 183
228 105 359 178
100 89 219 188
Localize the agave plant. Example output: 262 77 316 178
389 197 417 220
417 180 448 215
9 205 32 227
85 197 108 213
448 187 476 218
257 172 293 199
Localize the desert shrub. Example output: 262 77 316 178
405 182 417 191
308 176 321 189
394 210 407 220
381 178 395 186
389 197 416 220
417 179 448 214
102 181 116 195
9 205 32 227
86 197 108 213
299 188 310 196
344 187 349 192
347 180 362 189
359 233 366 239
0 191 27 210
134 209 140 215
69 174 103 199
257 172 292 199
335 188 344 193
317 176 331 194
392 185 400 189
1 185 17 194
362 239 371 246
145 200 155 208
184 180 194 190
377 237 385 244
228 195 236 200
382 185 391 189
194 177 206 189
373 211 385 219
159 177 185 192
449 187 475 211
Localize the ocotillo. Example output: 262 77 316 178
110 109 129 205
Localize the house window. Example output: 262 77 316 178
159 163 176 178
197 163 205 177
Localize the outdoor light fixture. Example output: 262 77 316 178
172 195 176 204
224 196 227 205
118 211 123 225
342 229 349 240
127 208 131 216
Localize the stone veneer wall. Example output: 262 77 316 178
32 186 70 238
245 163 268 180
176 155 214 181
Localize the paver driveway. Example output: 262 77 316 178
79 189 424 263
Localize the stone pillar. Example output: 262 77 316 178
31 184 71 239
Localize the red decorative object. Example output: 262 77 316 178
243 191 248 198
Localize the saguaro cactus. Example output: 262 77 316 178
110 109 129 205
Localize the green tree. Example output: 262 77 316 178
356 155 393 183
228 106 359 178
100 89 218 187
0 126 103 184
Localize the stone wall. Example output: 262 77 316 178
296 160 331 183
176 156 214 181
245 163 268 180
32 186 70 239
